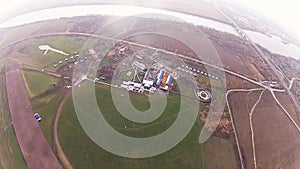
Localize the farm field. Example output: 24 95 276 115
228 90 300 169
227 91 261 169
251 91 300 168
202 136 240 169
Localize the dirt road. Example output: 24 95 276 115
53 93 73 169
5 62 62 169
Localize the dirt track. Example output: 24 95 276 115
53 93 73 169
228 91 259 169
252 91 300 169
5 62 62 169
228 90 300 169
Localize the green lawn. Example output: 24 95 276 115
129 92 151 112
22 68 66 148
3 35 87 71
31 92 65 149
22 70 60 98
0 61 28 169
202 136 239 169
101 88 181 138
58 84 205 169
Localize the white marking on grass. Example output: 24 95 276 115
38 45 69 56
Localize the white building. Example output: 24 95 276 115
142 80 154 89
121 84 128 89
133 83 142 88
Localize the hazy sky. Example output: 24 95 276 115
0 0 299 38
0 0 34 17
231 0 299 37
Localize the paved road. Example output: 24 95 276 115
5 62 62 169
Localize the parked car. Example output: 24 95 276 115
34 113 42 122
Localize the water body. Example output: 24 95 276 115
0 5 237 35
1 4 300 59
245 30 300 59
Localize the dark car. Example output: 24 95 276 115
34 113 42 122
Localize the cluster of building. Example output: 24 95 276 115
120 80 156 94
156 69 173 91
106 44 133 59
88 49 99 60
261 81 279 88
120 67 174 94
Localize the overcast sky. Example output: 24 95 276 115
230 0 299 37
0 0 299 38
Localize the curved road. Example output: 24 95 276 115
53 93 73 169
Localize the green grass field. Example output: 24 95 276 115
2 35 87 71
0 61 28 169
202 135 239 169
31 92 65 149
22 70 59 98
58 83 205 169
21 68 66 148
